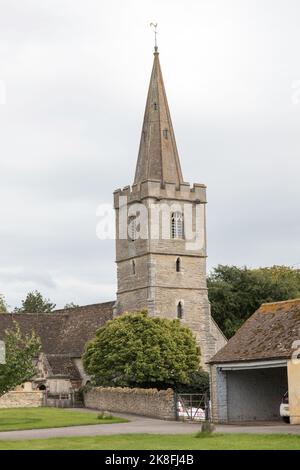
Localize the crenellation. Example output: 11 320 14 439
140 180 161 199
178 183 191 198
114 182 207 208
131 183 140 197
164 182 176 198
122 185 131 197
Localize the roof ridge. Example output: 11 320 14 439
260 298 300 307
210 298 300 364
5 312 63 317
53 300 115 313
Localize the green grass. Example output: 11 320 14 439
0 433 300 450
0 408 127 432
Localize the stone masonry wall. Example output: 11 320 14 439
0 391 44 409
84 386 176 420
210 365 228 423
114 180 227 368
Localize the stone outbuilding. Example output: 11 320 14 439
0 302 114 395
210 299 300 424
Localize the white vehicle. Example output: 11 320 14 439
177 402 206 421
280 392 290 424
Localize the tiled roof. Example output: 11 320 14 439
0 301 114 358
210 299 300 364
46 355 82 380
0 313 65 355
54 302 114 356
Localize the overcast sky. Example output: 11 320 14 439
1 0 300 310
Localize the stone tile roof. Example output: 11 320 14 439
54 302 114 356
209 299 300 364
46 355 82 380
0 313 65 355
0 301 114 358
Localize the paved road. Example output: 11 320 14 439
0 411 300 441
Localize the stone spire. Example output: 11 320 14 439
134 49 184 187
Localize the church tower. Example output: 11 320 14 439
113 46 226 367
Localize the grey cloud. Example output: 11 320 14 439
0 267 56 289
1 0 300 308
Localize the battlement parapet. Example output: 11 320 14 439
114 180 206 208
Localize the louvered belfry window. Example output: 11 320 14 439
171 211 184 239
128 216 137 241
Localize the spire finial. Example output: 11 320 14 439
134 31 184 186
150 22 158 53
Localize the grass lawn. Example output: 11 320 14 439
0 433 300 450
0 408 127 432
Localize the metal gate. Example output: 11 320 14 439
176 393 209 422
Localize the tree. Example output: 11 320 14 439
64 302 80 309
0 295 8 314
14 291 56 314
83 311 200 389
208 265 300 339
175 370 210 395
0 322 41 397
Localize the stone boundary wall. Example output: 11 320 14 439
84 386 176 420
0 391 44 409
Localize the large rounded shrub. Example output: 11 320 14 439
83 311 200 389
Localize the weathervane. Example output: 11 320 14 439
150 22 158 52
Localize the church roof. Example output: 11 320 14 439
54 302 114 356
0 301 114 358
46 355 82 380
210 299 300 364
134 49 184 187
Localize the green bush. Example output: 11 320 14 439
83 311 200 390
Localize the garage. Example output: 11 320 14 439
209 299 300 424
225 363 288 422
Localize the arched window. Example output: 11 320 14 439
132 260 136 275
128 216 137 241
176 257 181 272
163 128 168 139
153 102 158 111
171 212 184 239
177 301 183 319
